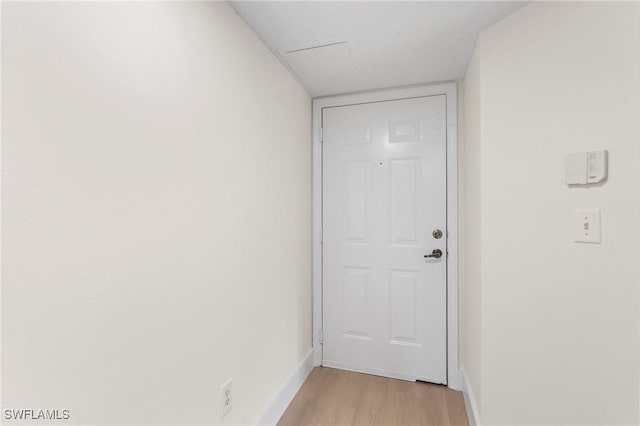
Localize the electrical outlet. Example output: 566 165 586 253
220 378 233 418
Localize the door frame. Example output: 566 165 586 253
312 82 459 390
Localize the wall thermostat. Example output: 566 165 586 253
565 150 608 185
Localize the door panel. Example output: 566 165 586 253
322 95 447 383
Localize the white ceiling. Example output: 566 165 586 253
231 1 526 97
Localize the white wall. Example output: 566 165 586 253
1 2 311 425
461 39 484 417
462 2 640 424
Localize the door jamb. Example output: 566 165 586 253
311 82 459 390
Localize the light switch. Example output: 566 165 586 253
573 209 601 244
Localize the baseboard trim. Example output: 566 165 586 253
257 349 315 426
460 369 481 426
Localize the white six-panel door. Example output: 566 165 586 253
322 95 447 383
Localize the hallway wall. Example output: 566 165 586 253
460 41 484 413
1 2 312 424
462 2 640 424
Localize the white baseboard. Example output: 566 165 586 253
459 369 481 426
256 349 315 426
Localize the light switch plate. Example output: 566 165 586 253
573 209 601 244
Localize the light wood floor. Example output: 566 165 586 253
278 367 469 426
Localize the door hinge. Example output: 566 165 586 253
319 328 324 344
320 226 323 244
319 127 323 143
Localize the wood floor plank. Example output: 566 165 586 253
278 396 317 426
443 386 470 426
278 367 469 426
350 373 388 425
